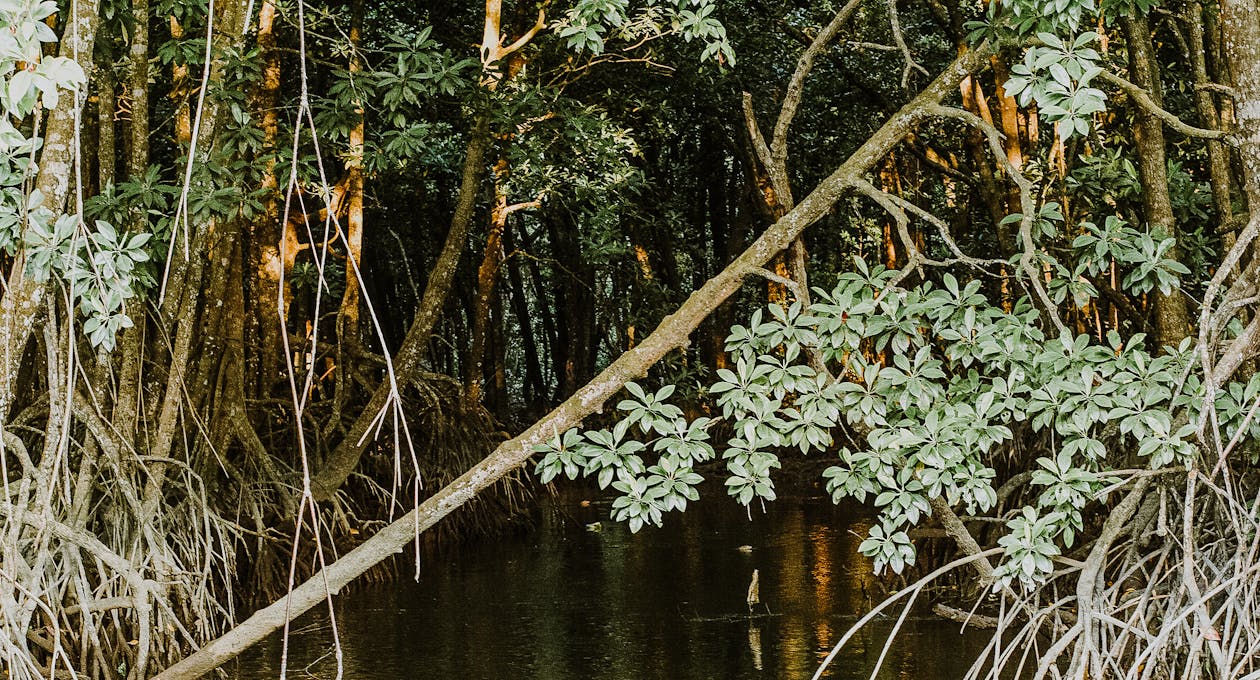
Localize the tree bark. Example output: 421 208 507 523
466 161 510 405
249 0 286 396
337 0 366 353
96 64 115 190
1202 0 1260 385
128 0 148 178
504 232 545 407
139 0 253 515
1185 0 1234 225
170 15 191 145
1122 14 1190 348
0 0 100 419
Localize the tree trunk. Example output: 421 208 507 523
170 15 191 145
1185 1 1235 228
96 64 115 190
526 254 557 396
128 0 148 178
0 0 100 419
249 0 286 396
337 0 366 353
503 228 545 408
1123 14 1190 348
466 161 510 405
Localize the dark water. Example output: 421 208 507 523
234 495 986 679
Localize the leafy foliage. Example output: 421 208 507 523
542 255 1260 586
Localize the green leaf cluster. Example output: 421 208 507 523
540 255 1260 583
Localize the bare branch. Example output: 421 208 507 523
771 0 866 170
750 267 808 300
851 177 940 271
1097 70 1232 141
741 92 774 176
845 40 899 52
928 104 1069 336
884 0 929 88
500 7 547 60
1195 82 1237 98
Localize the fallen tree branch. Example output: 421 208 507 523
933 602 1000 628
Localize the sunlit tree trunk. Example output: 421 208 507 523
248 0 286 397
327 0 367 431
337 0 365 353
466 163 509 406
989 55 1026 256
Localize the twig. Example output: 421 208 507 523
750 267 808 301
884 0 929 87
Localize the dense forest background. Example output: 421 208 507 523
0 0 1259 677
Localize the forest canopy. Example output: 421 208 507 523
0 0 1257 677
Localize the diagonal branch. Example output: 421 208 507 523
500 8 548 61
741 92 774 177
1097 70 1232 141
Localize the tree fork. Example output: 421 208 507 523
156 43 996 677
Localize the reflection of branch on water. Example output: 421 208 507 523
748 623 763 671
291 620 336 636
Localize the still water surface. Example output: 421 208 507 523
235 495 984 679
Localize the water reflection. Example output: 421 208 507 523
235 496 985 679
